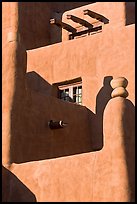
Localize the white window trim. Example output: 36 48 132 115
59 82 82 105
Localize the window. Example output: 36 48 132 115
59 83 82 105
69 25 102 40
54 78 82 105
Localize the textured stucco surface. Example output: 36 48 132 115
62 2 125 41
2 2 135 202
9 97 135 202
2 2 19 166
27 24 135 111
18 2 94 49
10 92 98 163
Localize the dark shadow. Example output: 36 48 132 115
18 2 95 49
122 99 135 201
9 67 135 200
26 71 58 97
10 71 135 204
69 25 102 40
51 2 95 13
125 2 135 26
83 9 109 24
95 76 113 149
10 71 101 163
2 166 37 202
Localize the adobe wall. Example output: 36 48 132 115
27 25 135 111
9 97 135 202
2 2 12 166
62 2 125 41
18 2 134 49
18 2 93 49
2 2 135 202
27 2 135 111
10 91 97 163
2 2 27 166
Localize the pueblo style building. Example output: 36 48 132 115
2 2 135 202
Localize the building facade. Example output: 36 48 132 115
2 2 135 202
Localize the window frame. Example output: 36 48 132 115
58 81 82 105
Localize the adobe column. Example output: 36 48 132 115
2 2 27 167
103 77 135 201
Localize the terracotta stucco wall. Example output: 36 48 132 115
27 25 135 111
62 2 125 41
2 2 27 166
2 2 12 166
2 2 135 202
18 2 94 49
27 2 135 111
2 2 20 166
10 91 98 163
9 97 135 202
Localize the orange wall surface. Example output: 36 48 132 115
9 97 135 202
2 2 135 202
27 25 135 111
18 2 94 49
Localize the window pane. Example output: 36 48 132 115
78 86 82 94
59 83 82 105
73 85 82 104
78 96 82 103
73 95 76 102
65 89 69 95
73 87 77 95
60 89 69 100
76 87 79 95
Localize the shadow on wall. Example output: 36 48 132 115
10 72 113 163
2 166 37 202
10 70 135 187
50 2 97 45
9 71 135 201
26 71 58 97
125 2 135 26
18 2 95 49
95 76 113 149
123 99 135 202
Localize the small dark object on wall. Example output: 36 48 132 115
48 120 67 129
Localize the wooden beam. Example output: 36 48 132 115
67 15 93 28
50 18 77 33
83 9 109 24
